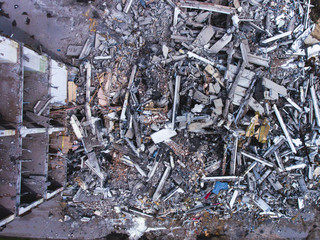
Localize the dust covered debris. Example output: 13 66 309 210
62 0 320 238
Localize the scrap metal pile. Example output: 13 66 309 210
64 0 320 226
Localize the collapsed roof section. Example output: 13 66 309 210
0 35 73 227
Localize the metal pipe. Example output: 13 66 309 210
273 104 297 153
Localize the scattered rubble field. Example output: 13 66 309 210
2 0 320 239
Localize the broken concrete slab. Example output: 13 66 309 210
193 26 215 46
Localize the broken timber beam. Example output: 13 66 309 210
153 163 171 201
172 76 181 130
223 62 247 118
202 176 244 181
178 1 236 15
124 0 134 13
273 105 297 154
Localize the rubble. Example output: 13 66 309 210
59 0 320 237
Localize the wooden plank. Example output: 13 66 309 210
248 97 265 114
238 77 251 88
232 93 243 106
234 85 247 97
68 81 77 102
179 1 236 15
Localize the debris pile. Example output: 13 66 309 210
63 0 320 232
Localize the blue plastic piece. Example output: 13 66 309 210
139 0 146 8
152 150 158 158
212 181 228 194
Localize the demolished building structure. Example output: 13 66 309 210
0 35 71 227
